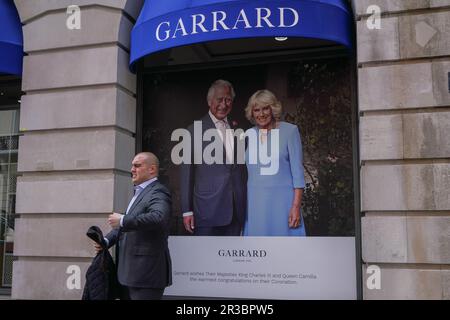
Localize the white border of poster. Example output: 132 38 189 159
166 237 357 299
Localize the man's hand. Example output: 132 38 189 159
108 212 123 229
183 215 195 234
93 241 103 254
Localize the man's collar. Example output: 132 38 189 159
208 110 228 124
135 176 158 190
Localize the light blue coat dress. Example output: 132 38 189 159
244 121 306 236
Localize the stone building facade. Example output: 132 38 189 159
355 0 450 299
3 0 449 299
11 0 141 299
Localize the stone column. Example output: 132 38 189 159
12 0 143 299
354 0 450 299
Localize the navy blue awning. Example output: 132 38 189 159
0 0 23 76
130 0 353 71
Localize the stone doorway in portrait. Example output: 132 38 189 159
141 56 355 237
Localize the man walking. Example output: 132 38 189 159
95 152 172 300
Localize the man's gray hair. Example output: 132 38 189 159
207 79 236 103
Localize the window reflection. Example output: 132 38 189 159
0 103 20 288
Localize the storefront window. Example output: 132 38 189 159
142 57 354 237
134 0 358 298
139 52 359 299
0 77 21 289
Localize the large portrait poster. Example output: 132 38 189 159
142 57 357 299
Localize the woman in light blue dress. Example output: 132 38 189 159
243 89 306 236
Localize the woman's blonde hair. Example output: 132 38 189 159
245 89 282 124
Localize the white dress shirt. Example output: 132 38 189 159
120 177 158 227
209 110 234 165
104 177 158 247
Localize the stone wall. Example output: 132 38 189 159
11 0 143 299
354 0 450 299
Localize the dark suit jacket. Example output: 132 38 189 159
179 113 247 228
82 226 119 300
105 179 172 289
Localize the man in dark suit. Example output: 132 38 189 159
180 79 247 236
94 152 172 300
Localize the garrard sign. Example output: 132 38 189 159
155 7 299 41
218 249 268 258
130 0 353 70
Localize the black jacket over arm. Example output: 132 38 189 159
82 226 119 300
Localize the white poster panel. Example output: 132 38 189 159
166 236 357 299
